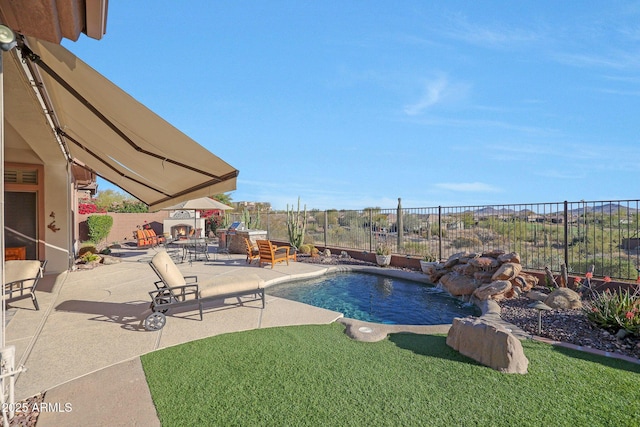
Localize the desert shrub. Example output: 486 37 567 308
87 215 113 245
450 236 482 249
298 244 311 254
79 252 101 263
78 245 97 257
584 288 640 336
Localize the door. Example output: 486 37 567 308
5 191 38 260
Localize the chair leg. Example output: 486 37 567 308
31 294 40 311
198 300 203 321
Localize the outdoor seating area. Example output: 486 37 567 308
3 259 47 311
146 250 265 330
245 238 259 264
257 239 296 268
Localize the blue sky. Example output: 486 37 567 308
63 1 640 210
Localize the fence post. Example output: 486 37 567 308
266 211 270 239
438 206 442 261
369 209 373 252
324 210 328 248
564 201 569 269
397 198 403 252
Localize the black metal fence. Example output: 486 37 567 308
229 199 640 281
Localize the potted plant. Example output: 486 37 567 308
419 252 438 273
375 244 392 267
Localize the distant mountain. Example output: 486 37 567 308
567 203 639 216
463 203 638 217
471 207 516 216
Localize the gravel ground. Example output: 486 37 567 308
300 254 640 361
499 295 640 360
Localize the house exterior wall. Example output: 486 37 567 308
43 163 72 272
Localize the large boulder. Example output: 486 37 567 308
439 273 480 296
544 288 582 309
446 317 529 374
497 252 521 264
492 262 523 281
473 271 495 284
452 263 475 276
473 280 512 301
511 273 538 292
526 290 549 302
469 256 500 271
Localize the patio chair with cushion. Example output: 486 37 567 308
3 260 48 310
145 251 265 331
244 238 259 264
144 228 166 246
256 240 296 268
135 229 153 248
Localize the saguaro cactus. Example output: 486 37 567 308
286 197 307 250
241 207 261 229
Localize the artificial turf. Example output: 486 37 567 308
141 323 640 426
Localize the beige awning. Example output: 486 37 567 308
16 37 238 210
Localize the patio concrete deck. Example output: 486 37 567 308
1 243 506 426
5 245 348 426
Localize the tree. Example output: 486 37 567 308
93 189 148 212
212 193 233 207
94 189 127 211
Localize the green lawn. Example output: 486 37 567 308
141 323 640 426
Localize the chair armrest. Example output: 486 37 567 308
149 283 199 303
4 277 38 296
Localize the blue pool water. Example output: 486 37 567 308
268 273 479 325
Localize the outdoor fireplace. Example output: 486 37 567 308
163 210 206 239
170 225 192 239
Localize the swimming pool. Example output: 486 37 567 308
268 272 479 325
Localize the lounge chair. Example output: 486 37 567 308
145 251 265 331
244 238 259 264
144 228 166 246
3 260 47 310
135 229 153 248
256 240 296 268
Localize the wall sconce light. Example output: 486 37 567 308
0 25 17 52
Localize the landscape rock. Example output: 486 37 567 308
545 288 583 309
497 252 521 264
512 273 538 291
440 273 480 296
526 290 549 301
469 256 500 271
492 262 523 281
446 317 529 374
443 252 469 269
473 271 495 284
101 255 121 265
482 249 506 258
474 280 513 301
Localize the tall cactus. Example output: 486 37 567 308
241 207 261 229
286 197 307 250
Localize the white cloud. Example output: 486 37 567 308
403 76 448 115
403 75 470 116
440 14 542 48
